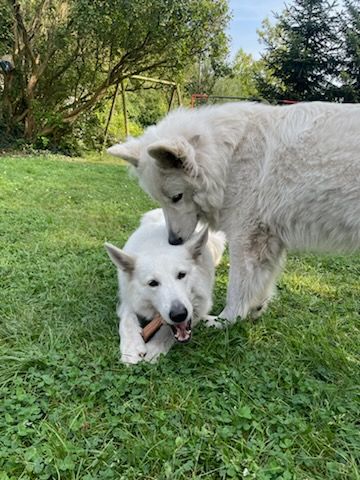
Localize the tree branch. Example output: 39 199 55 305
41 58 174 134
9 0 37 69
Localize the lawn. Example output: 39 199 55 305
0 154 359 480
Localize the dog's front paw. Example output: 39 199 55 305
249 303 267 320
121 351 147 365
217 308 241 325
120 345 148 365
203 315 227 329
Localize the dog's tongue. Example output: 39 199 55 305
173 320 192 343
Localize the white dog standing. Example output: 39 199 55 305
105 209 225 364
108 101 360 324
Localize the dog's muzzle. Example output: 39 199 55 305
168 231 183 245
169 302 188 323
170 319 192 343
169 301 192 342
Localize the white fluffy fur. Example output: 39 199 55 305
105 209 225 364
108 101 360 323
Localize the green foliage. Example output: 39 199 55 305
341 0 360 101
95 85 170 149
183 0 360 105
96 99 142 146
126 88 169 129
0 2 12 55
184 55 232 96
212 49 265 99
0 0 229 146
0 154 359 479
258 0 342 101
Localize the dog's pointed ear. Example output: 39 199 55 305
189 134 201 148
147 136 200 176
105 243 135 273
186 226 208 260
107 141 140 168
147 139 183 169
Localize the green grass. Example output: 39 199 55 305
0 154 359 480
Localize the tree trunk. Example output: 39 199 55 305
24 108 36 140
2 72 14 132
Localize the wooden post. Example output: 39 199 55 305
167 86 176 112
131 75 176 86
102 80 120 154
130 74 181 108
121 79 129 137
101 75 181 146
176 84 182 106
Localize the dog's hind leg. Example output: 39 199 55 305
219 225 285 323
248 252 286 319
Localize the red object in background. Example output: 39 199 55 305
191 93 209 108
279 99 298 104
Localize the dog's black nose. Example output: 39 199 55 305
169 302 188 323
168 231 183 245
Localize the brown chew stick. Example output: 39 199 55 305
141 313 164 343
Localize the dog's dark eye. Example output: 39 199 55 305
177 271 186 280
171 193 183 204
148 279 159 287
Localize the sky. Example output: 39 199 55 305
227 0 287 60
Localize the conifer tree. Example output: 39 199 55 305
259 0 341 101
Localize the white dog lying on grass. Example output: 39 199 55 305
105 209 225 364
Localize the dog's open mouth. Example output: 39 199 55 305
170 319 192 343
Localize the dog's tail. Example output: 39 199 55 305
207 230 226 266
